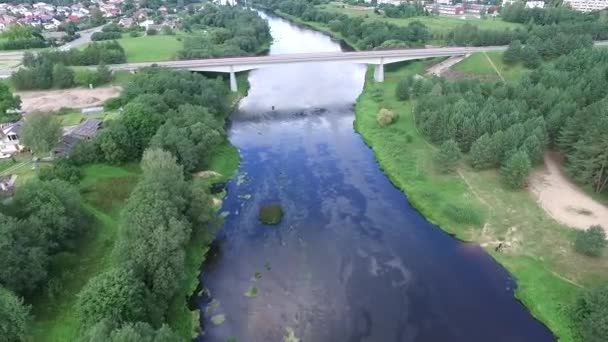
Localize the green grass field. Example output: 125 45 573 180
354 61 608 341
319 3 523 34
116 33 184 62
452 51 528 82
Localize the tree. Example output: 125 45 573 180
0 82 21 123
571 285 608 342
0 287 31 342
52 64 75 89
20 112 62 155
574 225 607 257
76 268 148 329
470 134 496 169
434 139 461 173
376 108 395 127
501 150 531 189
521 46 541 69
395 78 411 101
503 40 522 65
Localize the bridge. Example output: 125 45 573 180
104 46 509 92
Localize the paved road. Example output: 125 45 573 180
0 24 104 62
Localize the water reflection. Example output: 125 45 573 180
197 13 555 342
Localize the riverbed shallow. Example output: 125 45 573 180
195 12 555 342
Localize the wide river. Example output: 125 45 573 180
196 12 555 342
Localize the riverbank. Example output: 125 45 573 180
353 64 583 340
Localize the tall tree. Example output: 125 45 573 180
501 150 531 189
20 112 62 156
0 286 31 342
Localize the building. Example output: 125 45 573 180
118 17 134 27
525 1 545 8
0 175 17 194
0 121 24 155
426 3 465 15
563 0 608 11
465 4 497 14
436 0 453 4
54 119 102 155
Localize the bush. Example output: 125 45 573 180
146 28 158 36
0 287 31 342
38 158 81 184
571 285 608 342
259 204 283 225
395 78 411 101
376 108 395 127
434 139 461 173
104 97 123 111
371 86 384 103
91 31 122 41
76 268 148 329
574 225 607 257
442 202 484 226
69 140 102 165
129 31 140 38
162 26 174 35
52 64 75 89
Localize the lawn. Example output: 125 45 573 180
55 109 109 126
452 51 528 82
319 3 523 34
354 61 608 341
29 163 140 342
116 33 184 62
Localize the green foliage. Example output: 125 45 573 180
441 202 483 226
574 225 607 257
129 31 140 38
76 268 148 329
69 140 102 166
20 112 62 155
501 150 531 189
371 86 384 103
52 64 75 89
38 158 82 184
395 77 412 101
0 81 21 123
570 285 608 342
0 287 31 342
259 204 283 225
376 108 395 127
91 31 122 41
178 5 271 59
434 139 461 173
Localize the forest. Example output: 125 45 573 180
409 47 608 194
178 5 272 59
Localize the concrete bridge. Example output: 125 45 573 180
105 45 509 92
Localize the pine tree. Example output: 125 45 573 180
434 139 461 173
501 150 532 189
395 78 411 101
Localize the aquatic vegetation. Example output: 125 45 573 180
259 204 283 225
251 272 262 282
211 314 226 326
244 286 259 298
264 262 271 271
284 327 300 342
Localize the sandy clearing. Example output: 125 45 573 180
17 86 122 113
426 55 467 76
529 152 608 231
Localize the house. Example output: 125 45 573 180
118 17 134 27
563 0 608 11
54 119 102 155
0 121 24 155
426 4 465 15
525 1 545 8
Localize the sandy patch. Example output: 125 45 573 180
529 152 608 231
426 55 466 76
17 86 122 113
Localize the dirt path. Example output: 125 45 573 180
426 55 467 76
529 152 608 231
483 52 505 82
17 86 122 113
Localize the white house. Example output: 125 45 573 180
525 1 545 8
0 121 24 155
563 0 608 11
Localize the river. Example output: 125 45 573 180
196 12 555 342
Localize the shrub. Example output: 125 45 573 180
104 97 123 111
371 87 384 103
162 26 174 35
146 28 158 36
129 31 139 38
574 225 607 257
376 108 395 127
434 139 461 173
395 78 411 101
442 202 483 226
38 158 81 184
571 285 608 342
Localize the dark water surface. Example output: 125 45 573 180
196 13 555 342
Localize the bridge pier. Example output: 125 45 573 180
374 62 384 83
229 69 237 93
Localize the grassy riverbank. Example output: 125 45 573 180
27 83 244 342
354 62 608 341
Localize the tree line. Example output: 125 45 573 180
408 46 607 192
254 0 431 49
178 4 272 59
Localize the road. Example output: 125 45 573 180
0 24 104 63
